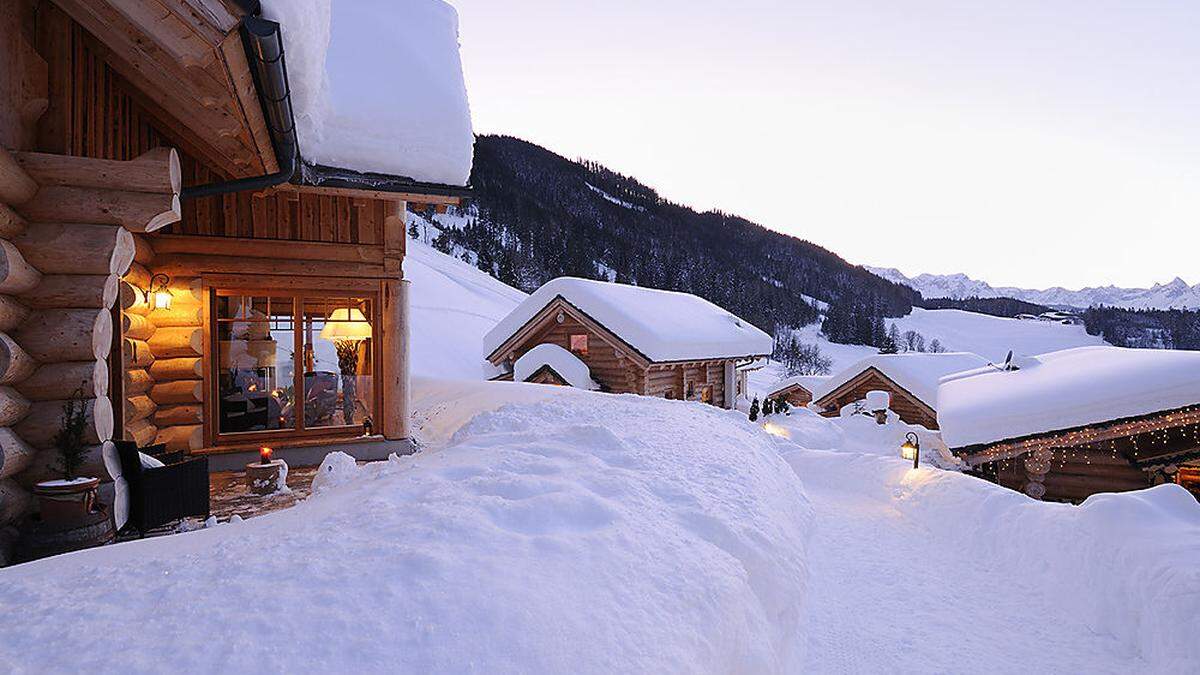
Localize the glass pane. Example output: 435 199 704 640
217 296 296 434
302 297 374 429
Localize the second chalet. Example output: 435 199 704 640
483 278 773 409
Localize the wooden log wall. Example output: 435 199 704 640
991 448 1153 503
816 369 939 429
0 145 181 520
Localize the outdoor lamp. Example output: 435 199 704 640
900 432 920 469
146 273 173 310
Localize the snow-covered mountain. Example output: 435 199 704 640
867 267 1200 310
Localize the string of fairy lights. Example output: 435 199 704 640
977 404 1200 477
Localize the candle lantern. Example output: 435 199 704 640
900 432 920 469
260 446 274 465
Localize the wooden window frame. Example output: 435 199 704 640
202 275 384 449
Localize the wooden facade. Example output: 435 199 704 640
487 296 750 409
0 0 452 527
958 405 1200 503
769 382 815 407
813 367 940 430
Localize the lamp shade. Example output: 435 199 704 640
320 307 372 341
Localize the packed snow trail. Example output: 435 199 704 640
789 453 1147 673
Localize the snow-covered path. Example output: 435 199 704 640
797 463 1145 674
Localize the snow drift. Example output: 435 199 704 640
783 448 1200 671
0 389 813 673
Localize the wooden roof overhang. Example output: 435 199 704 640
812 366 937 420
486 295 654 371
768 381 814 400
954 404 1200 469
486 295 770 370
55 1 469 206
49 0 277 178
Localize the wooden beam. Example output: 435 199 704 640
381 279 410 440
18 185 180 232
15 147 181 193
217 30 278 174
266 184 463 206
152 253 388 279
0 145 38 205
149 234 384 264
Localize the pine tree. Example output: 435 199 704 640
53 386 90 480
762 397 774 416
749 397 760 422
775 397 790 415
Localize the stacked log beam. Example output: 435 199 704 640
0 147 36 524
140 272 205 453
0 147 182 524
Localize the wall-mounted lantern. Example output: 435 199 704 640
146 273 173 311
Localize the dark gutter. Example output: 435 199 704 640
181 15 298 200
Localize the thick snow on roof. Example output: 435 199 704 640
938 346 1200 449
514 344 599 390
263 0 473 185
812 352 990 409
483 278 774 363
769 374 831 397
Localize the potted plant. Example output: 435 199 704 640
33 386 100 525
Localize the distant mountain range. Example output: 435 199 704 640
867 268 1200 311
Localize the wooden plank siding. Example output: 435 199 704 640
814 368 939 429
31 4 389 246
519 311 646 396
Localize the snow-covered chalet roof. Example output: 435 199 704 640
938 346 1200 449
483 278 774 363
263 0 473 186
769 375 831 397
811 352 991 409
514 344 600 390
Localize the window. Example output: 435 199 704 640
569 334 588 356
214 291 376 441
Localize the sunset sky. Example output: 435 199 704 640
451 0 1199 290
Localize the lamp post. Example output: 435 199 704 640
900 432 920 469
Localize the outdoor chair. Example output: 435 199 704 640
109 440 210 536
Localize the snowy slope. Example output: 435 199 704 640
406 238 526 379
870 267 1200 310
752 308 1105 398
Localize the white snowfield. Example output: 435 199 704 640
939 346 1200 448
810 351 991 409
513 343 599 389
3 384 1196 672
483 277 774 363
263 0 474 185
0 383 812 673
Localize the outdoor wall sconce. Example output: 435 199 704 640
900 432 920 469
146 273 173 311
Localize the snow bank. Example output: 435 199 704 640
513 343 599 389
484 277 774 363
810 352 990 408
939 345 1200 448
263 0 474 185
766 407 958 469
0 389 813 673
784 449 1200 670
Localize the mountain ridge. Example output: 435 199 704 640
868 267 1200 310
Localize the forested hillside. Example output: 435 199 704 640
419 135 918 335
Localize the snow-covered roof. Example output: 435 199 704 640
484 278 774 363
938 346 1200 449
514 344 599 390
812 352 991 409
263 0 474 186
769 375 831 397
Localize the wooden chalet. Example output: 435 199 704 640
766 375 830 408
0 0 471 526
810 352 989 429
483 278 773 409
939 347 1200 503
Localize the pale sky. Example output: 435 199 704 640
451 1 1199 290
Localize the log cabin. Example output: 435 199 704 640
483 278 773 409
810 352 989 429
0 0 473 526
939 346 1200 503
766 375 830 408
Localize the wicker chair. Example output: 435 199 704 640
113 440 210 536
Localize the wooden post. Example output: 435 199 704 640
380 200 410 439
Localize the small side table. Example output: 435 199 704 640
245 459 285 496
